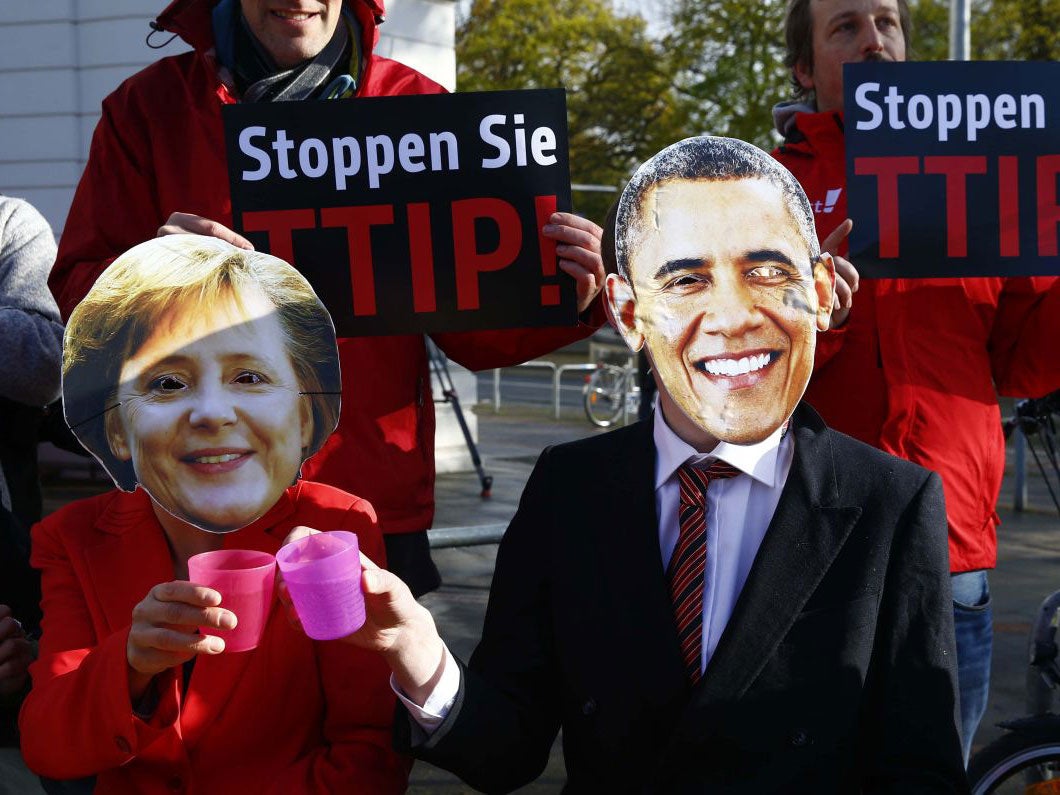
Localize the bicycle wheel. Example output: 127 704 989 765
968 731 1060 794
584 365 625 427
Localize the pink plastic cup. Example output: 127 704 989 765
276 531 365 641
186 549 276 653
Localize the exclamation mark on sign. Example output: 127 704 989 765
535 195 561 306
823 188 842 213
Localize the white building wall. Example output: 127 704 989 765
0 0 456 236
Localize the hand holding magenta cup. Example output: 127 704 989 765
278 525 448 705
125 580 235 700
125 553 275 701
187 549 277 652
276 531 365 640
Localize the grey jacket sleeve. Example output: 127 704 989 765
0 196 64 407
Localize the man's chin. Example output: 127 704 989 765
687 407 786 447
712 426 778 446
660 388 792 450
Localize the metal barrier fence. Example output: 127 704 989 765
428 523 507 549
491 360 553 413
484 366 1040 513
491 361 598 419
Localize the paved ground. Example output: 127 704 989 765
409 403 1060 793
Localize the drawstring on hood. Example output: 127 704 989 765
772 100 816 140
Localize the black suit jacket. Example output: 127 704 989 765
403 404 968 793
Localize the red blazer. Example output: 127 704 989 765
20 481 409 794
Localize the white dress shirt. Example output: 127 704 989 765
653 407 793 673
395 406 795 730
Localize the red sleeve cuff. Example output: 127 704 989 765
98 629 180 758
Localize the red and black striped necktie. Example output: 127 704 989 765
669 459 741 685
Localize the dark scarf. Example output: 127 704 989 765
213 0 361 102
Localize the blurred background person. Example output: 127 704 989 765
0 194 64 532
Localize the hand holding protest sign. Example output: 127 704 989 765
820 218 858 327
157 212 255 250
543 211 604 314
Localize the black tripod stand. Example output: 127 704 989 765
426 340 492 499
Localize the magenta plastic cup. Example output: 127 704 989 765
186 549 276 653
276 531 365 641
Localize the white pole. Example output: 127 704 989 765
949 0 971 60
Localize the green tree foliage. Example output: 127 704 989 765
907 0 1060 61
456 0 691 222
972 0 1060 59
664 0 790 148
907 0 949 60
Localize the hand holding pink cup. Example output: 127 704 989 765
186 549 276 652
276 531 366 641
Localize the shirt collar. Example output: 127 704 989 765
653 404 788 490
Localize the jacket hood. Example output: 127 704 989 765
153 0 387 53
772 100 816 140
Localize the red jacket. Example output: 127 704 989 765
20 481 408 794
50 0 597 537
773 108 1060 573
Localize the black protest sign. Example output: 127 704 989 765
223 89 575 335
845 61 1060 278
